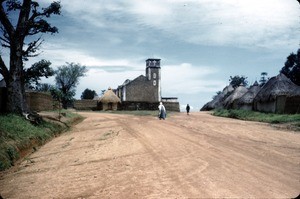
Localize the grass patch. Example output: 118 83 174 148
213 109 300 130
0 111 82 171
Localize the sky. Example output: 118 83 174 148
1 0 299 111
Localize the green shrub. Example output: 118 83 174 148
0 112 81 171
213 109 300 130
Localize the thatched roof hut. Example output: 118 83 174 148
99 88 121 110
223 85 248 109
254 73 300 113
234 81 261 110
200 85 234 111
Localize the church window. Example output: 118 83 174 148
148 68 151 80
153 80 156 86
153 73 156 79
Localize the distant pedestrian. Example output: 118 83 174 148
186 104 190 115
158 102 166 120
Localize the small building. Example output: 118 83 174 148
234 81 261 110
253 73 300 114
200 84 234 111
223 84 248 109
99 88 121 111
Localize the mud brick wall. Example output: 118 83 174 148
26 91 54 112
284 96 300 114
73 100 98 110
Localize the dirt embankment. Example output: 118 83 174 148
0 112 299 198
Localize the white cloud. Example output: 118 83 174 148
42 0 299 49
161 63 226 95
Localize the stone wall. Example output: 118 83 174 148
73 100 99 110
121 75 159 102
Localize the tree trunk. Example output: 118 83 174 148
6 43 28 114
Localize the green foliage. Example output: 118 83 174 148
259 72 268 86
24 59 54 89
0 113 66 171
81 88 97 99
213 109 300 129
280 48 300 86
0 0 61 113
35 83 53 92
229 75 248 88
55 63 87 108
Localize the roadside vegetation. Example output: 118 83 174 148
0 111 83 171
213 109 300 131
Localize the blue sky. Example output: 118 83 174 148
2 0 299 111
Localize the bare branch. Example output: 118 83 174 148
0 2 15 37
0 36 10 46
16 0 31 39
22 37 43 57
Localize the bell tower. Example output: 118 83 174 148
145 58 161 101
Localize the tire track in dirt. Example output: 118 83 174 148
0 112 299 198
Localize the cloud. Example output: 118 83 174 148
128 0 299 48
161 63 226 95
55 0 298 49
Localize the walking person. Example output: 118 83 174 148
186 104 190 115
158 102 166 120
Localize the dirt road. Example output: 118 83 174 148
0 112 299 198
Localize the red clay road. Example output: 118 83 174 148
0 112 299 198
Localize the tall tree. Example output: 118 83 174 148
280 48 300 86
81 88 97 99
55 63 87 109
24 59 54 89
259 72 268 86
229 75 248 88
0 0 61 113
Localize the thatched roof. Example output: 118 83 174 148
236 81 261 105
223 85 248 108
254 73 300 102
99 88 121 103
200 85 234 111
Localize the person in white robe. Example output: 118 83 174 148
158 102 166 120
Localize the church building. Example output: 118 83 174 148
117 58 162 102
116 58 180 111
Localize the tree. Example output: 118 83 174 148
55 63 87 109
24 59 54 89
259 72 268 86
280 48 300 86
0 0 61 113
35 83 53 92
81 88 97 99
229 75 248 88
